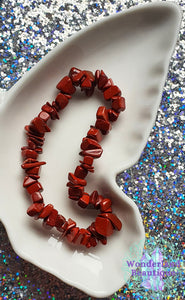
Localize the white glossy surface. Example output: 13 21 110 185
0 3 181 297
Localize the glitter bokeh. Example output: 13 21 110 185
0 0 184 299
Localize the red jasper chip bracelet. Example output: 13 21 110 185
21 67 125 248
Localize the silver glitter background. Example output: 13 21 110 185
0 0 184 299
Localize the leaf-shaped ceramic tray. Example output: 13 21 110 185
0 2 181 298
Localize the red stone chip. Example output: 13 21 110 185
81 156 93 166
31 192 43 203
108 109 119 122
23 176 36 187
38 111 50 122
80 230 91 246
26 182 43 195
99 213 122 231
103 85 121 100
79 148 103 158
87 127 102 142
69 67 84 86
112 96 126 112
21 160 46 169
62 218 76 237
55 93 69 109
56 76 76 95
95 216 114 237
46 209 58 227
81 137 101 151
68 186 84 199
68 172 87 186
55 214 66 229
95 119 111 135
81 78 92 89
100 198 112 212
27 203 44 216
39 204 54 219
66 227 79 243
22 149 38 159
32 117 51 133
89 190 99 206
96 106 109 121
95 70 108 90
74 165 88 179
26 166 40 178
78 193 90 208
102 78 114 91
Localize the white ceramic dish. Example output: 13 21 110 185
0 2 181 298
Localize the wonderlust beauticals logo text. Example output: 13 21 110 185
122 242 181 292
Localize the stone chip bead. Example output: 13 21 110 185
96 106 109 121
23 176 36 187
108 109 119 122
25 139 36 150
95 216 114 237
80 70 94 83
102 78 114 92
68 186 84 199
73 228 90 246
79 155 94 173
28 136 44 147
41 102 59 120
55 93 69 110
26 135 45 147
21 159 46 169
45 208 58 227
74 165 88 179
87 222 107 244
80 155 93 166
69 67 84 86
68 172 87 186
22 149 38 159
100 198 112 212
80 163 94 173
99 213 122 231
31 116 51 133
38 204 54 219
88 236 97 247
95 119 111 135
78 193 90 208
26 181 43 195
52 100 60 112
56 75 76 95
87 127 102 142
31 191 43 203
103 85 121 101
27 203 44 216
61 218 76 237
55 214 66 230
111 96 126 112
66 227 79 243
80 230 91 246
80 148 103 158
80 70 95 96
95 70 108 90
38 111 50 122
94 195 104 209
26 166 40 178
25 125 45 137
89 191 98 206
81 137 102 151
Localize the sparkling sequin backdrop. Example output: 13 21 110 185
0 0 184 299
